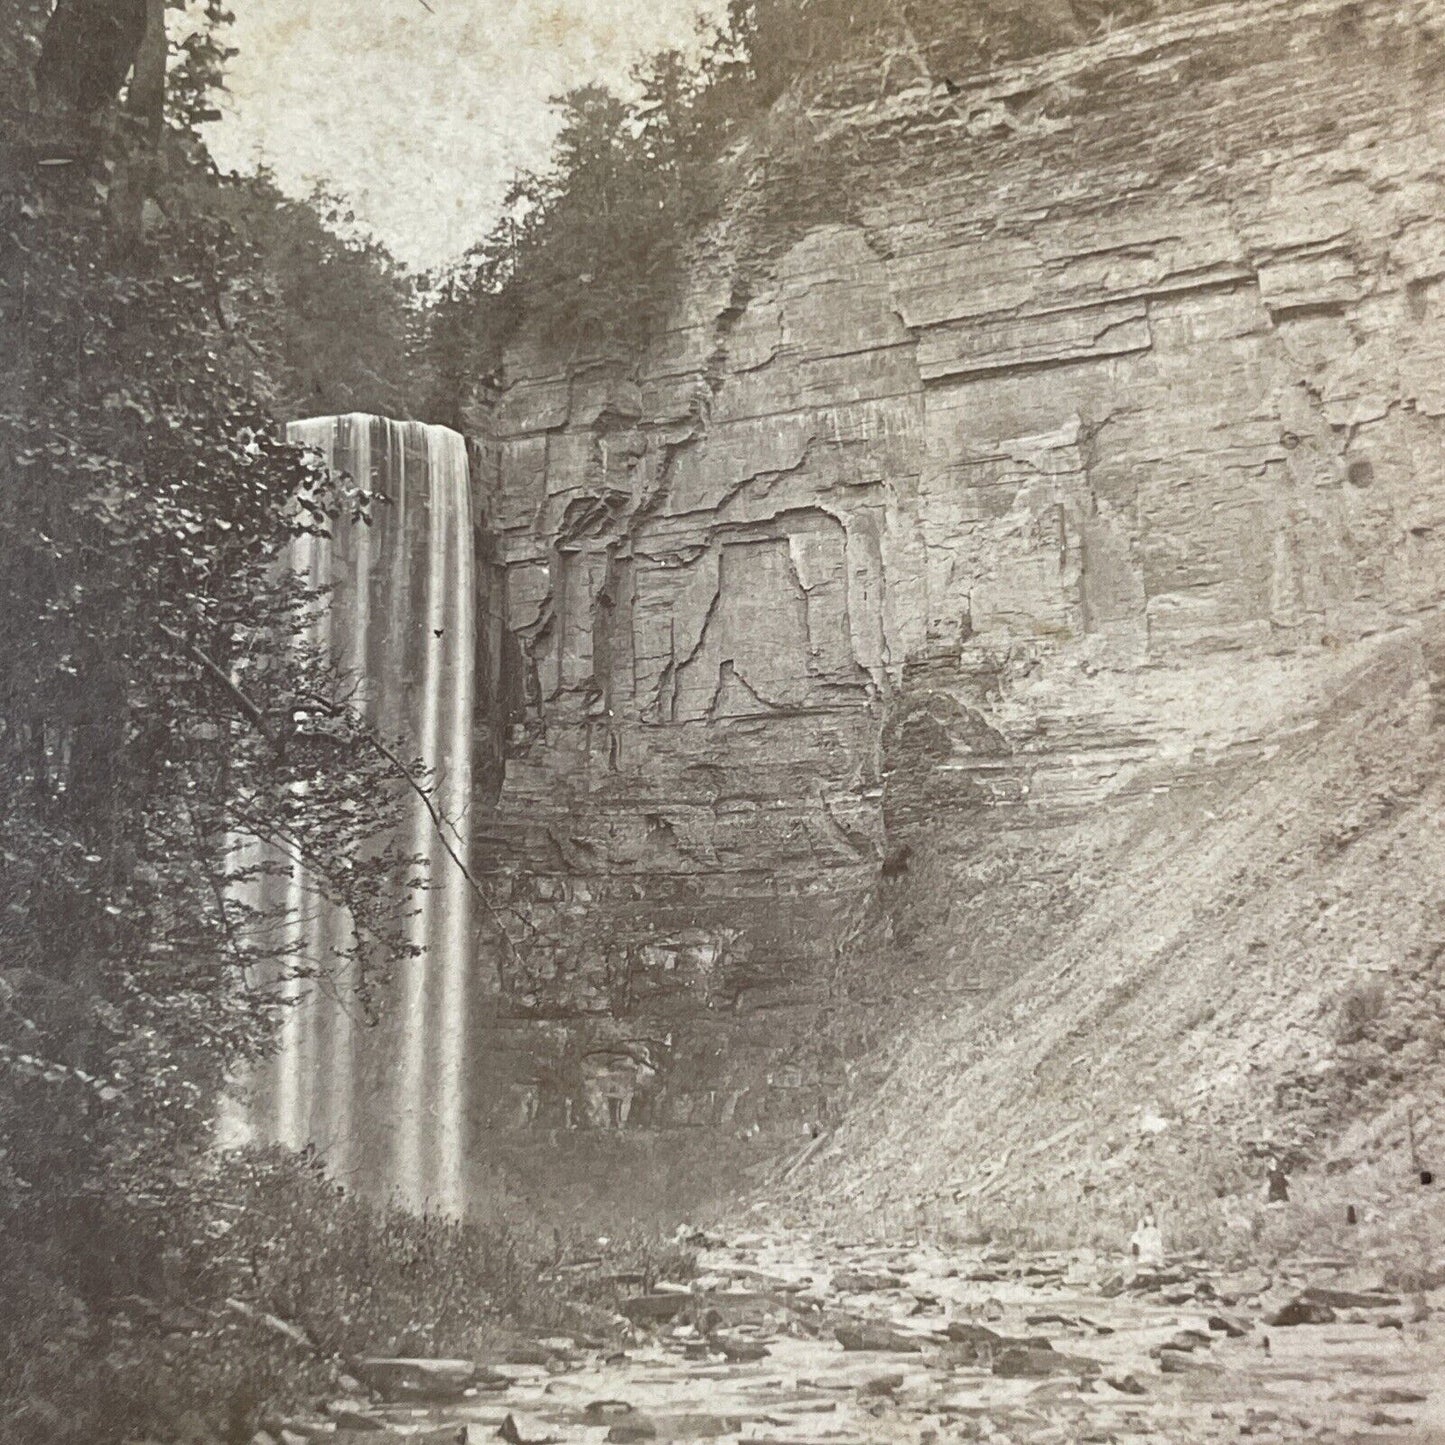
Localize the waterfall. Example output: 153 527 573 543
236 415 476 1214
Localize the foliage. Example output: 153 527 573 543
1 1146 672 1445
0 6 457 1441
422 0 1203 419
422 59 735 420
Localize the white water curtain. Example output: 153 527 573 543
228 415 476 1215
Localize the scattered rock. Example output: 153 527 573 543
1207 1313 1252 1337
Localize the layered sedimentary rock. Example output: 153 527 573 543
466 0 1445 1172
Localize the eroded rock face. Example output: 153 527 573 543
465 0 1445 1173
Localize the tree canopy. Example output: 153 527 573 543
422 0 1182 423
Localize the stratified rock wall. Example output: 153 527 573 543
465 0 1445 1167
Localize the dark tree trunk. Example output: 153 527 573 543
35 0 148 115
124 0 167 140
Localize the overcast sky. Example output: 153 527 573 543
204 0 722 272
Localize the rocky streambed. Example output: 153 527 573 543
267 1235 1445 1445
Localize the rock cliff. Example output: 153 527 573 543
464 0 1445 1219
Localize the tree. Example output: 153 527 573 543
2 9 445 1438
34 0 149 115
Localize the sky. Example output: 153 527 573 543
203 0 723 272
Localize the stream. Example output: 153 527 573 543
306 1233 1445 1445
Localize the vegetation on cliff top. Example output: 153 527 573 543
423 0 1202 421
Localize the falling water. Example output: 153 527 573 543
238 415 476 1214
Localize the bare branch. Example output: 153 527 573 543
159 623 272 742
355 726 527 972
167 622 528 976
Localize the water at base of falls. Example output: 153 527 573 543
225 415 476 1215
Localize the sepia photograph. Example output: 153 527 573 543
2 0 1443 1440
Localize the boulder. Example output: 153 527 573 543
584 1402 638 1422
858 1374 906 1397
352 1358 505 1402
992 1347 1100 1378
834 1323 923 1353
1128 1269 1187 1292
711 1334 770 1362
1105 1374 1148 1395
497 1415 557 1445
504 1342 560 1366
338 1433 461 1445
1159 1329 1213 1353
620 1294 692 1324
648 1416 742 1438
1265 1298 1337 1327
1300 1286 1400 1310
944 1322 1005 1347
1207 1313 1252 1338
1158 1348 1223 1375
941 1321 1054 1364
606 1420 658 1444
1339 1388 1428 1405
328 1409 391 1435
833 1270 898 1293
328 1410 387 1431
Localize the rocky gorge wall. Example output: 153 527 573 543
460 0 1445 1203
